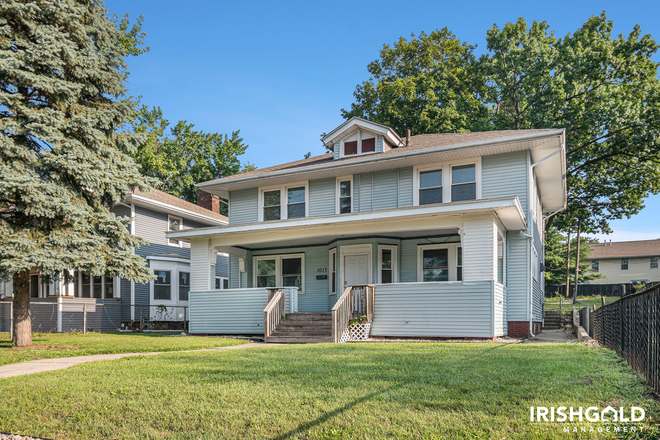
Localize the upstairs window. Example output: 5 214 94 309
592 260 599 272
287 187 306 219
651 257 658 269
340 130 377 157
344 141 358 156
168 216 182 246
621 258 629 270
451 164 476 202
419 170 443 205
337 178 352 214
263 190 281 221
259 184 308 221
361 138 375 153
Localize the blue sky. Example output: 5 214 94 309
106 0 660 242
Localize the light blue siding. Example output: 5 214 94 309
189 289 268 334
372 169 398 210
229 188 258 224
482 151 528 212
371 281 495 338
333 142 340 160
215 254 229 278
398 167 413 207
353 174 361 211
357 173 373 211
376 135 384 153
134 206 168 245
309 178 336 217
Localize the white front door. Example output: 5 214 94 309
343 253 369 290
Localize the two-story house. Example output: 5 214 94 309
168 118 566 341
0 188 229 332
586 239 660 286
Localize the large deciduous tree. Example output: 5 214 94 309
341 29 489 136
0 0 154 346
129 106 249 206
481 13 660 234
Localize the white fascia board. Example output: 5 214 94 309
198 129 565 197
125 194 227 226
168 196 526 242
146 255 191 264
322 117 403 147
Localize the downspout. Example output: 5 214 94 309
526 151 536 338
130 203 136 322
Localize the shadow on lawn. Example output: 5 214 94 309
271 383 404 440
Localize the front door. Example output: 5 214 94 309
343 254 369 290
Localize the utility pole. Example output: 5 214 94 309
565 228 571 299
573 219 581 304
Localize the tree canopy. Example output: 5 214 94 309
544 228 602 287
0 0 153 345
342 13 660 235
129 106 249 205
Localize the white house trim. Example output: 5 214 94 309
125 193 226 226
257 181 309 222
377 244 398 284
412 157 482 206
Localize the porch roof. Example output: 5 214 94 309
167 196 525 249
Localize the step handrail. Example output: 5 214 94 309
331 285 375 343
264 288 286 338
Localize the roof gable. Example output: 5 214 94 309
321 117 404 151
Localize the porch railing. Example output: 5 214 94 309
264 288 286 338
331 285 374 343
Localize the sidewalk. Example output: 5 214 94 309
526 329 575 343
0 342 271 379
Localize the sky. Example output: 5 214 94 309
106 0 660 243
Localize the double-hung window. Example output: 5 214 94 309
263 190 281 221
378 245 397 284
154 270 172 300
179 272 190 301
621 259 629 270
419 169 443 205
458 247 464 282
417 244 461 282
77 272 114 298
451 164 476 202
651 257 658 269
260 184 307 221
422 248 449 281
282 257 303 289
592 260 599 272
256 259 277 287
337 177 352 214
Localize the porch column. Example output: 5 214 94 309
190 238 213 291
461 214 497 281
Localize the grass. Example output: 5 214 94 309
0 332 246 366
544 295 620 316
0 342 657 439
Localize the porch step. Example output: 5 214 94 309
266 313 333 344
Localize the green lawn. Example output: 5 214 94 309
0 332 246 366
0 343 657 439
545 295 620 316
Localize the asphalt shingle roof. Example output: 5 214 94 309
127 188 228 222
588 239 660 259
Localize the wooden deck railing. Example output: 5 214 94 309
331 285 374 343
264 288 286 338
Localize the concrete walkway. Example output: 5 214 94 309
0 342 271 379
527 329 575 343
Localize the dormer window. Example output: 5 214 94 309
344 141 358 156
341 130 376 157
321 117 404 159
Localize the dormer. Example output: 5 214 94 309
322 117 405 160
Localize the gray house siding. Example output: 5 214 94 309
229 188 258 224
308 178 336 217
216 254 229 278
398 167 413 208
134 206 169 245
357 173 373 211
372 169 399 211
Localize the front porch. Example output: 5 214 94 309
177 199 525 341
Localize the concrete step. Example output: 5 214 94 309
270 330 332 337
265 336 333 344
284 313 331 321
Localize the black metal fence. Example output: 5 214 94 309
545 283 634 298
0 301 189 334
591 283 660 394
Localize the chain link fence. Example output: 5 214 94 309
0 301 189 334
591 283 660 394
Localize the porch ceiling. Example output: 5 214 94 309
168 196 526 249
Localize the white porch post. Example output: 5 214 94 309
461 214 497 282
190 238 213 291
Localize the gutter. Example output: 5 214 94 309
197 129 566 190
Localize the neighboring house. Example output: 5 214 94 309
168 117 567 339
0 188 228 331
586 239 660 285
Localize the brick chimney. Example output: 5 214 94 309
197 188 220 214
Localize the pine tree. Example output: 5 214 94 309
0 0 154 346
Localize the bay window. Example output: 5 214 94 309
179 272 190 301
378 245 397 284
417 243 462 282
154 270 171 300
329 249 337 294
